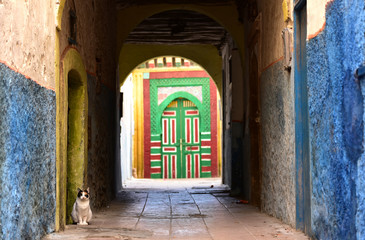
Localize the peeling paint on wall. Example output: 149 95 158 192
307 0 365 238
0 63 56 239
0 0 55 90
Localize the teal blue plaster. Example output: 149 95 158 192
143 72 150 79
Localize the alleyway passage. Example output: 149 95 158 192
44 179 309 240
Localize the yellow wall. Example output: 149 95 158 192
217 90 222 176
119 44 223 94
117 2 246 93
132 72 144 178
56 48 88 230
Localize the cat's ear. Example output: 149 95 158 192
87 187 90 193
77 188 82 192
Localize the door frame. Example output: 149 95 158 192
161 98 202 179
294 0 311 235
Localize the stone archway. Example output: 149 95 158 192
117 5 246 93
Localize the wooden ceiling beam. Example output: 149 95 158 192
124 9 228 48
116 0 235 10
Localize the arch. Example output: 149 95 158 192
157 92 203 131
56 47 88 230
56 0 67 30
149 76 211 135
116 4 245 60
118 45 222 94
117 4 246 94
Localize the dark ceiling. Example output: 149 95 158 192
124 10 228 49
116 0 235 10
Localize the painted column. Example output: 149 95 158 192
132 72 144 178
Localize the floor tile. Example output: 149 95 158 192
44 179 309 240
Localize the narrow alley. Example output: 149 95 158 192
44 180 308 240
2 1 365 239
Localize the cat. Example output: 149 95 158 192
71 188 93 225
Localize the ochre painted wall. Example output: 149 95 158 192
57 47 88 229
257 0 289 72
132 72 144 178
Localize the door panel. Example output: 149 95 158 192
161 98 201 178
161 108 180 178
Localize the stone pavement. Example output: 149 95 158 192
44 179 309 240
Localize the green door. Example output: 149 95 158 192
161 98 201 178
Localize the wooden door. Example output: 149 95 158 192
161 98 201 178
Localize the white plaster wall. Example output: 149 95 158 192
120 74 134 185
307 0 332 38
0 0 55 90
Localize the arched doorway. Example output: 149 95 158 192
66 69 86 223
57 48 88 229
119 56 222 181
116 8 241 187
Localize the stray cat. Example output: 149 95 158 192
71 188 92 225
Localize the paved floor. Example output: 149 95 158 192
44 179 309 240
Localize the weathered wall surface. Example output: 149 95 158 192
0 0 57 238
221 42 233 188
59 0 116 90
260 60 295 225
307 0 365 238
0 0 55 90
0 63 56 239
257 0 288 70
245 0 296 227
307 0 332 39
59 0 117 212
87 74 116 209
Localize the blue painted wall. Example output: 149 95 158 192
306 0 365 239
0 63 56 239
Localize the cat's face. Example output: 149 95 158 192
77 188 90 200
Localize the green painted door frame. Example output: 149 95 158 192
161 98 201 178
